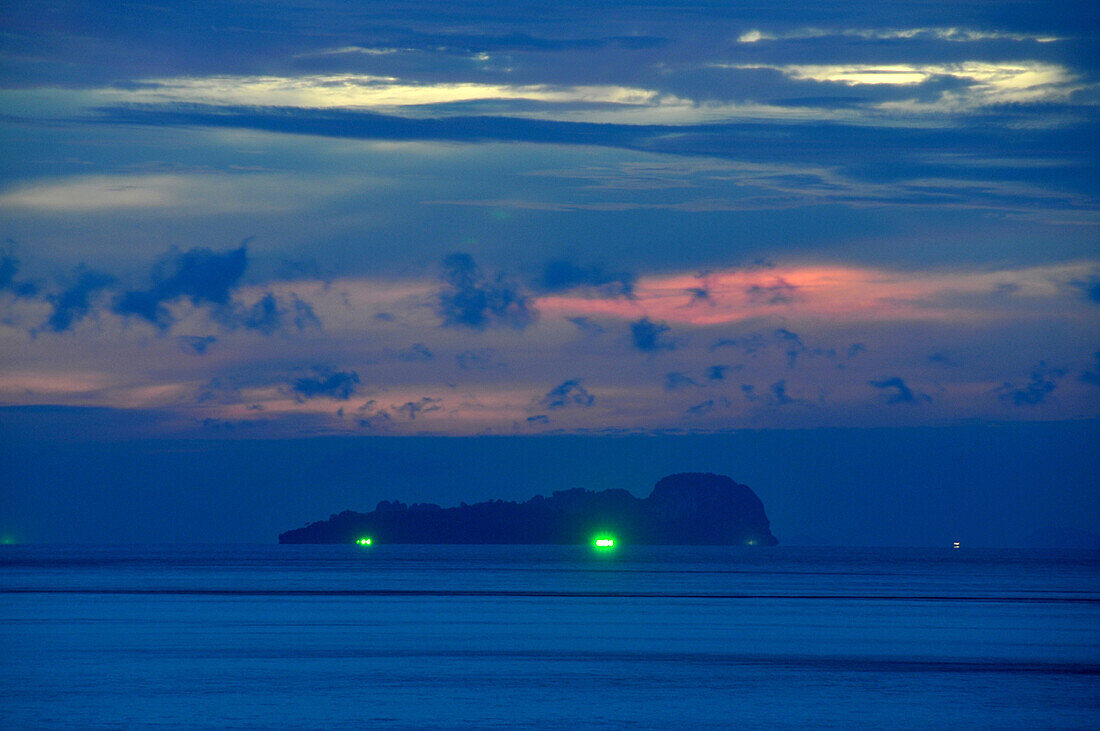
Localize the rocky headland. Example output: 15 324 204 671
279 472 778 545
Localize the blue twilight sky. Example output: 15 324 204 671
0 1 1097 543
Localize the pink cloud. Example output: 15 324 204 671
535 263 1087 326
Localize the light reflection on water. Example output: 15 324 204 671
1 545 1098 728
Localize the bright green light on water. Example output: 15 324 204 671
594 538 615 548
356 537 372 545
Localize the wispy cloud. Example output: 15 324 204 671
723 61 1080 110
540 378 595 409
101 74 665 110
0 173 317 213
438 253 537 330
737 27 1064 44
536 262 1098 327
292 367 360 400
995 362 1066 406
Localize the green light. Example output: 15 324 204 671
593 537 615 548
356 537 372 545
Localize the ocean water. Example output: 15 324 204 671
1 545 1097 729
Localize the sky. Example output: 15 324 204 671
1 1 1098 544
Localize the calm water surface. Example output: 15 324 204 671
2 545 1098 728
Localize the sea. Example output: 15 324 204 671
2 545 1097 729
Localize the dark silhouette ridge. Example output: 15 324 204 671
279 472 778 545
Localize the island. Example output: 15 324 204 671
279 472 778 545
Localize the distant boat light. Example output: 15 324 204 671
953 541 960 549
594 538 615 548
357 537 373 546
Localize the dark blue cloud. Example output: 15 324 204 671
113 246 247 329
1068 272 1100 303
740 384 758 401
540 259 634 297
177 335 217 355
995 361 1066 406
456 348 500 370
541 379 594 409
711 333 767 354
44 269 114 332
664 372 699 391
770 380 793 405
1081 351 1100 387
706 365 730 380
0 253 38 298
526 414 550 424
397 397 443 420
398 343 434 362
236 293 320 335
869 376 929 404
686 287 711 305
290 296 321 330
438 253 536 330
630 317 674 352
567 316 604 334
241 293 282 334
746 278 798 304
292 368 360 400
774 328 805 367
685 398 730 416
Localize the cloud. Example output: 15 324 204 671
396 397 443 420
177 335 217 354
726 61 1077 110
0 173 307 213
44 269 115 332
292 368 360 400
456 348 501 370
664 372 699 391
740 384 758 401
438 252 536 330
240 293 282 334
685 398 731 416
526 414 550 424
541 379 595 409
236 292 321 334
869 376 929 404
770 380 793 405
686 287 711 305
1081 352 1100 388
397 343 434 362
747 278 798 304
0 253 38 298
736 27 1062 44
711 333 767 354
567 316 604 334
1068 272 1100 303
706 365 730 380
774 328 805 367
995 362 1066 406
539 259 634 297
290 296 322 330
107 74 665 111
630 317 674 352
113 246 247 329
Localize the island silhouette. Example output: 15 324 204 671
279 472 778 545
